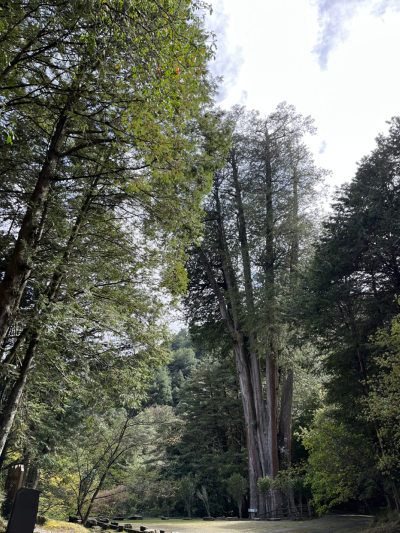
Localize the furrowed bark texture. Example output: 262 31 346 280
232 150 280 513
198 171 281 514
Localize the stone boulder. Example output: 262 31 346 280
69 516 80 523
87 519 98 527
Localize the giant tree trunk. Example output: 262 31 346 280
198 180 280 514
231 150 279 514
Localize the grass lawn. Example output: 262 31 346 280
35 515 371 533
114 515 371 533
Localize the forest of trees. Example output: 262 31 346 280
1 0 400 528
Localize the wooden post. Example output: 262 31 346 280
3 465 24 518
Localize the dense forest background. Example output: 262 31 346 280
0 0 400 527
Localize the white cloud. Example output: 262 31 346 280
312 0 400 70
206 0 245 102
203 0 400 189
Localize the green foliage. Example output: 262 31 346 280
257 476 272 497
166 357 246 482
297 117 400 415
368 310 400 474
227 473 247 519
149 329 201 406
294 117 400 511
0 0 231 472
301 410 376 515
178 476 196 518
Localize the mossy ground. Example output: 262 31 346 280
36 519 88 533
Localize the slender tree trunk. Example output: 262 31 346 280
0 336 39 455
0 180 97 456
278 370 294 465
82 415 130 525
81 466 110 524
2 328 28 366
0 109 71 347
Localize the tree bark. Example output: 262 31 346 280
0 102 72 347
0 180 97 456
278 370 294 466
231 151 278 514
263 128 281 512
0 336 39 455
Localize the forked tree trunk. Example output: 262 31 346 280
231 151 280 514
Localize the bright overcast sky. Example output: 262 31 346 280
206 0 400 189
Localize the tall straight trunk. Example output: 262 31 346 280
0 180 98 456
215 180 270 514
278 370 294 465
231 151 277 514
278 161 299 469
198 246 265 514
263 129 280 512
198 177 281 515
0 107 71 347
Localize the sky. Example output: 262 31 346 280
205 0 400 189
